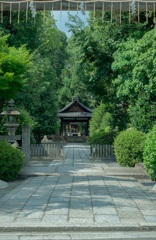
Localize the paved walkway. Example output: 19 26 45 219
0 143 156 234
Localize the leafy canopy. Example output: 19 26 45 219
0 34 31 100
112 26 156 132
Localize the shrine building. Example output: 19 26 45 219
58 98 92 138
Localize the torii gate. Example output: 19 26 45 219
0 0 155 24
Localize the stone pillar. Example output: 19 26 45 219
22 126 30 166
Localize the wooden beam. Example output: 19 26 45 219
0 1 154 12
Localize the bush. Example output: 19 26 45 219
143 125 156 181
89 103 107 137
114 128 145 167
0 141 25 181
89 130 117 145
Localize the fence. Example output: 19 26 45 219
91 144 115 160
30 142 65 160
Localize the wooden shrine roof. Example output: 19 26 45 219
58 98 92 120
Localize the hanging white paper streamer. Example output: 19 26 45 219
79 1 85 15
131 0 136 14
29 1 36 18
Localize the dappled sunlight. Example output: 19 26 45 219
0 144 156 226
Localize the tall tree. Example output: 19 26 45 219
0 11 43 51
64 12 153 131
112 26 156 132
58 35 95 109
66 12 152 102
1 11 67 141
0 34 31 112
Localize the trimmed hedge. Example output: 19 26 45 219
114 128 145 167
143 125 156 181
0 141 25 181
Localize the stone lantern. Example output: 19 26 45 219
0 99 21 136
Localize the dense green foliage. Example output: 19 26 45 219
89 131 116 145
112 27 156 132
0 11 67 141
58 33 95 109
89 102 116 144
0 34 31 112
66 13 149 101
89 101 119 144
18 109 35 128
143 125 156 181
114 128 145 167
89 103 107 136
0 10 156 144
13 14 67 141
64 12 155 137
0 141 25 181
0 8 156 184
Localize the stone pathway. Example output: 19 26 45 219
0 143 156 231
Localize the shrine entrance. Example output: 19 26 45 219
58 98 92 141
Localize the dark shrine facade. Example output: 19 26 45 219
58 98 92 137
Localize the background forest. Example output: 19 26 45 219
0 10 156 143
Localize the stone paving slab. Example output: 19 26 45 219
0 143 156 234
20 144 147 178
0 174 156 229
1 231 156 240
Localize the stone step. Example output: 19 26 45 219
0 231 156 240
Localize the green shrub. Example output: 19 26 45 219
89 130 117 145
89 103 115 137
0 141 25 181
114 128 145 167
143 125 156 181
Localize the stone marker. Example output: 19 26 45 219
0 180 9 189
41 135 52 143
